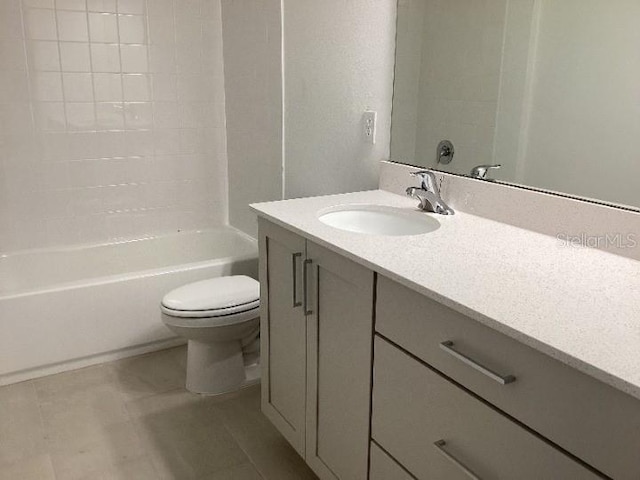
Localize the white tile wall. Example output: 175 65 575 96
0 0 228 252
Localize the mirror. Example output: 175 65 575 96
391 0 640 210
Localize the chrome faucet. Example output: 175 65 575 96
405 170 454 215
470 164 501 180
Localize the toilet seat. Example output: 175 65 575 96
162 305 260 329
161 300 260 318
161 275 260 322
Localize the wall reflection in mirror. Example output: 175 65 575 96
391 0 640 210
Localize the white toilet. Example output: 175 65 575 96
161 275 261 395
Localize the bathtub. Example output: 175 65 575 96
0 227 258 386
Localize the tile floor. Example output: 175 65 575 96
0 346 318 480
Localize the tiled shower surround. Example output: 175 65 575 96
0 0 228 252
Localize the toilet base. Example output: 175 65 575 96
243 362 261 387
185 340 260 395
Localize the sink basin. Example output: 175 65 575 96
318 205 440 236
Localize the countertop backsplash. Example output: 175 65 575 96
380 161 640 262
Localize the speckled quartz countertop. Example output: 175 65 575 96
251 189 640 400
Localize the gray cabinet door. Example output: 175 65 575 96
369 442 414 480
258 218 307 455
304 241 375 480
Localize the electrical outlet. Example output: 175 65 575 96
363 110 377 145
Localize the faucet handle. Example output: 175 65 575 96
410 169 437 190
470 164 501 180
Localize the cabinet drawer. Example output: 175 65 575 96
376 276 640 480
369 442 414 480
372 336 602 480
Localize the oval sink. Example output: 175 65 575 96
318 205 440 236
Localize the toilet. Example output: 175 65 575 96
161 275 261 395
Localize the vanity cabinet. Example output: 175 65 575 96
258 218 375 480
258 217 639 480
375 275 640 480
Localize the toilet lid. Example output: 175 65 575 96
161 276 259 317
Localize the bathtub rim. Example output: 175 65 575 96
0 252 257 301
0 225 255 258
0 226 258 300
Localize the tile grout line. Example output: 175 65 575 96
28 379 58 480
108 350 179 479
51 0 70 135
83 0 99 133
115 0 127 135
17 0 38 141
207 399 267 480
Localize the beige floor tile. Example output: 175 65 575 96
33 363 116 404
0 349 317 480
39 380 131 459
0 381 47 465
40 386 129 439
56 456 159 480
198 462 263 480
128 389 250 479
125 386 203 418
98 456 159 480
48 421 148 480
0 454 56 480
212 386 318 480
110 346 187 401
35 360 132 451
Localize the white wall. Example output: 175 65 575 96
0 0 228 253
520 0 640 207
282 0 396 199
222 0 396 232
221 0 283 238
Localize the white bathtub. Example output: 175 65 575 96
0 227 258 386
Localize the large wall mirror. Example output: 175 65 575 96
391 0 640 211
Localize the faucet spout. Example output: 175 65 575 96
406 170 454 215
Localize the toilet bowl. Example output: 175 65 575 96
161 275 260 395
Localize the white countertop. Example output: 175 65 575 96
251 190 640 400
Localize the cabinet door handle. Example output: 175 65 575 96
303 259 313 315
433 440 482 480
439 341 516 385
291 252 302 307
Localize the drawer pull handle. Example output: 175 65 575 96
434 440 482 480
440 341 516 385
291 252 302 308
303 259 313 315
